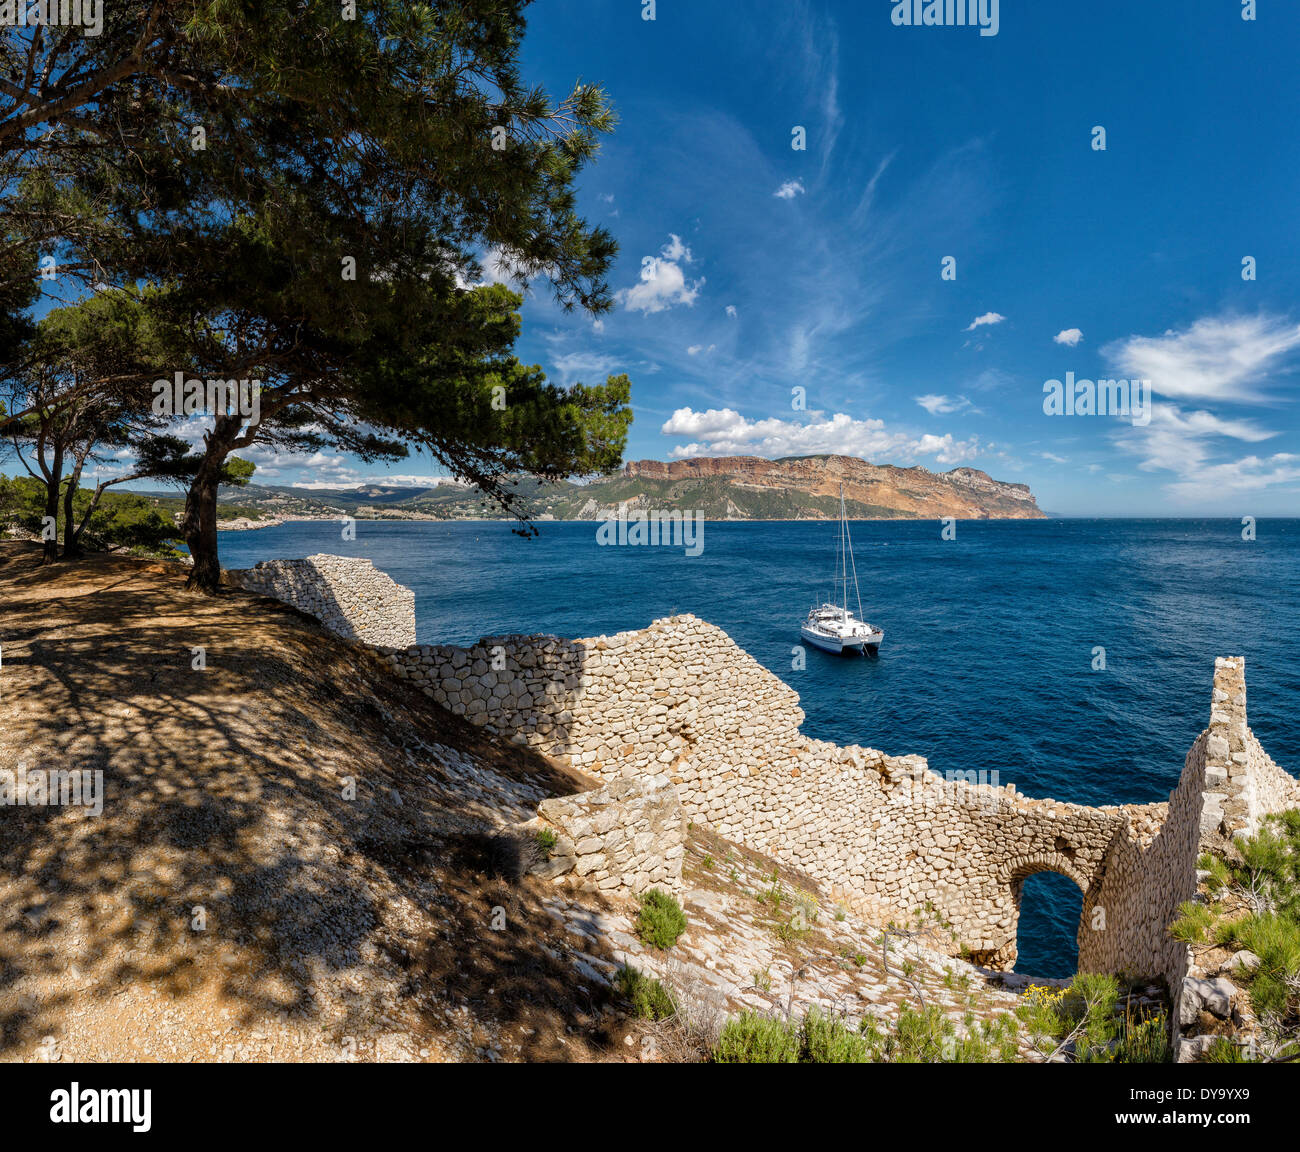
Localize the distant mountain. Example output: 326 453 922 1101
201 454 1044 523
582 455 1045 520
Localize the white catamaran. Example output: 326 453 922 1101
800 485 884 655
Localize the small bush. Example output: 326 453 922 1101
636 888 687 950
1228 913 1300 1021
534 827 558 856
800 1008 868 1063
712 1012 799 1063
1169 900 1217 944
616 966 676 1021
1202 1037 1252 1063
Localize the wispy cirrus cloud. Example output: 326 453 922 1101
1160 454 1300 503
548 350 622 385
1106 312 1300 502
1105 313 1300 403
915 394 971 415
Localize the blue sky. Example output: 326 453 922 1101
114 4 1300 512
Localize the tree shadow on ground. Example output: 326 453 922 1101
0 543 626 1061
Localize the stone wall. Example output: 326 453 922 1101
230 555 415 648
519 773 687 896
1200 656 1299 845
258 556 1298 984
384 618 1298 980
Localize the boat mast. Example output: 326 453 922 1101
843 486 865 622
840 484 848 613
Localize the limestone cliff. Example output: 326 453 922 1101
600 454 1045 520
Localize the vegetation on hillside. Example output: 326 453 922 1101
0 474 182 559
1169 809 1300 1060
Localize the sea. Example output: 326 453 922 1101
217 517 1300 977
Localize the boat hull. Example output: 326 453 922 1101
800 625 883 655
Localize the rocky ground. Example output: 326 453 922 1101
0 542 1086 1062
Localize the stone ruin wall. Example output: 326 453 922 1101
386 622 1299 980
239 558 1299 982
229 554 416 649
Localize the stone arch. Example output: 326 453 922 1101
972 854 1090 971
1001 853 1089 892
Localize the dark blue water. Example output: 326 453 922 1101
218 518 1300 976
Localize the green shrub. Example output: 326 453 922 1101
1015 974 1168 1063
1169 900 1217 944
1227 912 1300 1021
800 1008 868 1063
861 1003 1018 1063
712 1012 800 1063
534 827 558 856
615 965 676 1021
1188 813 1300 1035
636 888 687 950
1202 1038 1252 1063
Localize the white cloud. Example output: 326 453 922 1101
915 394 970 415
725 305 738 319
550 350 620 385
1162 454 1300 503
660 407 981 466
293 474 471 491
1112 399 1284 507
1054 328 1083 347
773 180 806 200
1039 452 1069 464
1105 313 1300 403
1102 312 1300 504
618 235 704 314
686 344 716 356
964 312 1005 332
660 233 693 263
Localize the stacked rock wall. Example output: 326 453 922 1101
522 773 687 896
386 621 1298 978
1199 656 1300 844
249 559 1298 983
231 555 415 648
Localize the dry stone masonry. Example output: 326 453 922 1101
230 555 415 648
246 557 1299 990
386 619 1297 981
519 773 687 895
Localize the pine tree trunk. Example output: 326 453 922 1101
62 457 85 560
183 418 238 594
41 445 63 565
